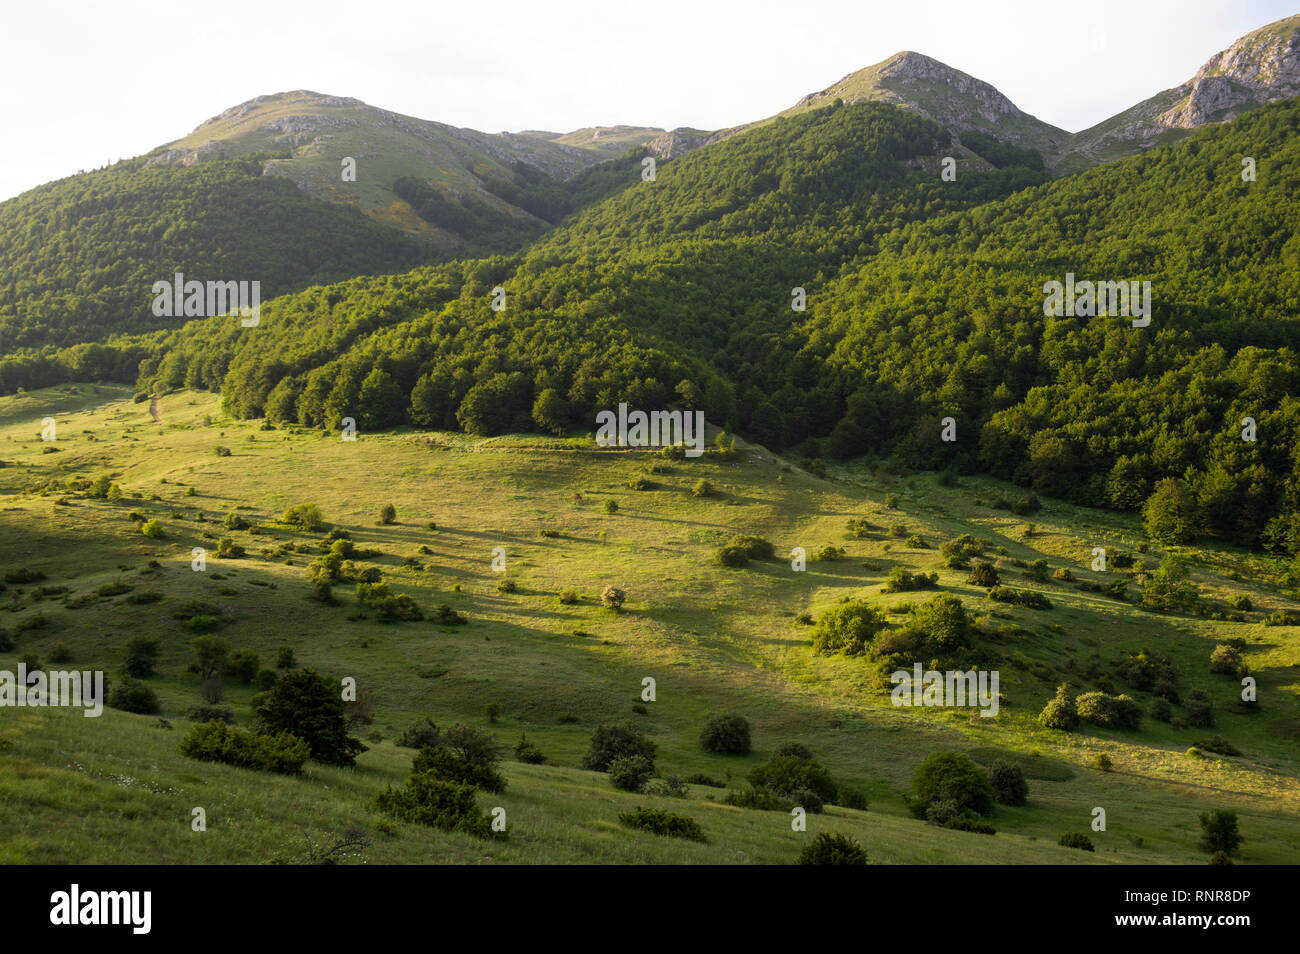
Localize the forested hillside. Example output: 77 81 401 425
9 98 1300 557
0 157 429 355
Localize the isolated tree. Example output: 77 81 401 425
189 635 230 682
253 668 365 766
1143 478 1201 544
1198 809 1242 856
378 503 397 525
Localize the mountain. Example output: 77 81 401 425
782 50 1071 163
149 90 664 240
1059 14 1300 171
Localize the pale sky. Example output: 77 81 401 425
2 0 1295 201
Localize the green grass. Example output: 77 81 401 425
1 384 1298 864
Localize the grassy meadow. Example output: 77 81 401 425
1 383 1298 864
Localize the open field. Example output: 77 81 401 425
1 384 1298 864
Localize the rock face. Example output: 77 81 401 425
1062 14 1300 168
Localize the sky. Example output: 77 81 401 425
2 0 1295 201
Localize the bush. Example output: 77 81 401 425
186 704 235 724
514 733 546 764
222 512 250 531
1059 833 1095 851
1198 810 1242 856
374 773 492 837
109 683 160 714
700 714 752 754
1093 753 1113 771
617 807 706 842
140 519 165 539
1209 645 1242 675
430 604 467 625
1076 692 1142 730
496 579 517 594
989 760 1029 806
882 568 939 593
225 648 260 684
180 720 309 773
884 493 899 508
122 635 160 677
281 503 325 531
602 499 618 514
3 568 46 584
1039 684 1079 730
214 446 232 457
252 668 365 766
911 751 994 817
378 503 397 525
599 586 626 610
726 535 774 560
1151 697 1173 722
749 753 838 805
582 723 656 772
691 479 713 498
1185 689 1214 729
558 588 579 604
608 755 653 792
396 717 441 750
721 786 787 810
811 601 887 657
797 832 868 865
814 545 844 561
715 544 749 567
988 586 1052 609
216 537 245 558
684 773 726 788
1193 735 1241 757
413 743 506 795
967 561 999 587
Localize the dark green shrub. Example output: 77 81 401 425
396 717 441 750
749 754 838 804
683 773 725 788
414 743 507 794
374 773 492 837
122 635 160 677
608 755 653 792
617 807 706 842
1185 689 1214 729
911 751 994 817
378 503 397 525
225 648 260 684
967 561 999 587
700 714 751 754
109 683 160 714
797 832 867 865
811 601 887 656
726 535 774 560
514 733 546 764
180 720 309 774
1059 833 1095 851
252 668 365 766
722 786 791 809
882 568 939 593
990 760 1029 806
430 604 467 625
186 704 235 724
1039 684 1079 730
1198 809 1242 855
582 723 656 772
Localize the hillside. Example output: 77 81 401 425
1059 14 1300 172
1 384 1297 863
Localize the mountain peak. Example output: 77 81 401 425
791 49 1067 159
1063 14 1300 169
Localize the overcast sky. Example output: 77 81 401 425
2 0 1295 201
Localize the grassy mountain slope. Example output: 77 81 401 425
1 385 1297 863
153 90 662 238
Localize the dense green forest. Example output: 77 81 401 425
0 157 431 357
6 97 1300 557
